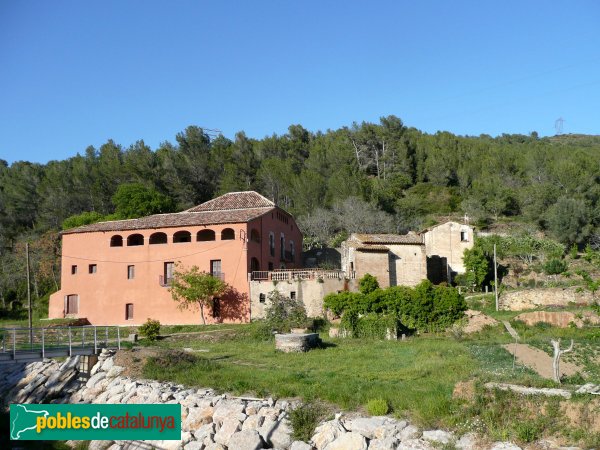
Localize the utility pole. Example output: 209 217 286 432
26 242 33 343
494 244 499 311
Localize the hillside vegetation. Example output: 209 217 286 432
1 118 600 309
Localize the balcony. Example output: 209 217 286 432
159 275 172 287
249 269 351 282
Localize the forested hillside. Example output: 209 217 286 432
1 116 600 308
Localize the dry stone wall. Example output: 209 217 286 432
0 351 557 450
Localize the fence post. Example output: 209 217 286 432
94 327 97 354
41 328 45 359
117 327 121 350
12 329 16 359
68 327 72 357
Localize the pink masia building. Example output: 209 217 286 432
49 191 303 325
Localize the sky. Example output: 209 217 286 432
1 1 599 164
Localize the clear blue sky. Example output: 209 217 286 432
1 1 599 164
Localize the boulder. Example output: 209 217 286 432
422 429 454 445
214 418 241 445
290 441 313 450
227 430 265 450
490 443 522 450
184 406 214 430
369 436 399 450
311 420 346 450
86 372 107 389
212 400 245 425
399 425 421 441
259 417 293 449
397 439 435 450
343 417 387 439
183 441 204 450
323 432 367 450
241 414 264 431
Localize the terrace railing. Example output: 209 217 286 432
0 325 122 364
249 269 352 282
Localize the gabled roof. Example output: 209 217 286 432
186 191 274 212
352 233 423 245
63 191 277 235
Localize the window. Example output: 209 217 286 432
212 298 220 318
268 262 274 271
290 291 296 300
149 232 167 244
66 294 78 314
173 230 191 243
269 232 275 257
197 229 216 241
250 229 260 243
127 234 144 246
280 234 285 260
250 257 260 272
127 265 135 279
211 260 222 279
221 228 235 240
162 262 174 286
110 235 123 247
71 265 77 275
88 264 97 274
125 303 134 320
290 241 295 262
460 231 468 242
259 293 266 303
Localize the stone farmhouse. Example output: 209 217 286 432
49 191 303 325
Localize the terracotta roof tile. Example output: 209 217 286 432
353 233 423 245
186 191 274 212
63 207 274 235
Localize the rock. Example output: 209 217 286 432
88 441 115 450
212 400 245 425
183 442 205 450
259 417 293 449
214 418 241 445
184 406 214 430
290 441 313 450
245 401 263 415
101 357 114 372
241 414 264 431
204 444 225 450
397 439 435 450
323 432 367 450
490 443 522 450
86 372 107 389
455 432 478 449
422 429 454 445
227 430 264 450
106 366 125 378
399 425 421 441
193 423 216 442
311 420 346 450
343 417 387 439
258 406 281 420
369 436 399 450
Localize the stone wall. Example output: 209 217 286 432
250 277 355 319
0 351 572 449
422 222 473 279
501 287 593 311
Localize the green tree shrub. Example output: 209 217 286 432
139 318 161 341
358 273 379 294
366 398 389 416
543 259 568 275
112 183 176 219
62 211 105 230
265 290 309 332
289 403 325 442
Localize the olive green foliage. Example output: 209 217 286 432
169 264 228 324
289 403 325 442
62 211 105 230
576 270 600 299
366 398 390 416
477 234 565 264
327 280 467 333
111 183 176 219
543 259 568 275
139 318 161 341
358 273 379 294
264 290 309 332
341 311 399 339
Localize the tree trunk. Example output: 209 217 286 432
551 338 574 384
200 304 206 325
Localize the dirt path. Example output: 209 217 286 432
502 343 582 379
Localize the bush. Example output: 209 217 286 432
340 312 400 339
139 318 161 341
366 398 389 416
358 273 379 294
289 403 325 442
265 291 308 332
543 259 568 275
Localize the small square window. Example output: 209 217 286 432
460 231 468 242
259 294 266 304
89 264 97 274
127 265 135 279
290 291 296 300
71 265 77 275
